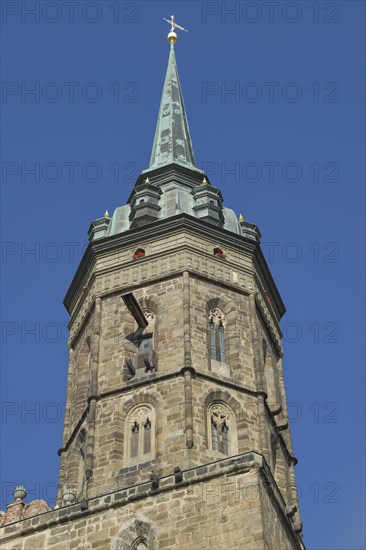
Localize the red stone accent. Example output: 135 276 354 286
133 249 145 260
1 499 50 526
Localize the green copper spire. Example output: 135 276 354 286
149 41 197 171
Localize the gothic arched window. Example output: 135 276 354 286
209 308 226 363
207 402 237 456
124 404 155 466
114 520 153 550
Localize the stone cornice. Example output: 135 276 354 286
64 214 285 320
67 262 283 359
252 247 286 320
58 368 263 455
133 163 205 198
66 245 255 340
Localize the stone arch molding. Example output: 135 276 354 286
203 389 242 418
137 295 160 317
119 393 159 424
112 519 155 550
131 539 148 550
206 297 238 323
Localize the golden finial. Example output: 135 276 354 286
238 214 244 221
163 15 188 44
144 177 150 184
104 210 110 218
202 177 208 185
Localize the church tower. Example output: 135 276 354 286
0 22 305 550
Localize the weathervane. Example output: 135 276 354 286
163 15 188 44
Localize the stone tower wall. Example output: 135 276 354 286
0 454 303 550
56 248 298 514
1 221 304 548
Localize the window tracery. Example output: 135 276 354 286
124 404 155 466
131 538 148 550
209 308 226 363
207 402 236 456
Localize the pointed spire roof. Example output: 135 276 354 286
149 42 197 171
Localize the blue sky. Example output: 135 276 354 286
1 1 365 548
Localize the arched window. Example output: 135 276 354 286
207 402 237 456
113 520 154 550
124 404 155 466
209 308 226 363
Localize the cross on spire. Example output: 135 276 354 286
163 15 188 45
163 15 188 33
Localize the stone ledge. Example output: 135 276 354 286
1 453 257 533
64 213 261 314
58 369 297 466
0 451 304 549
